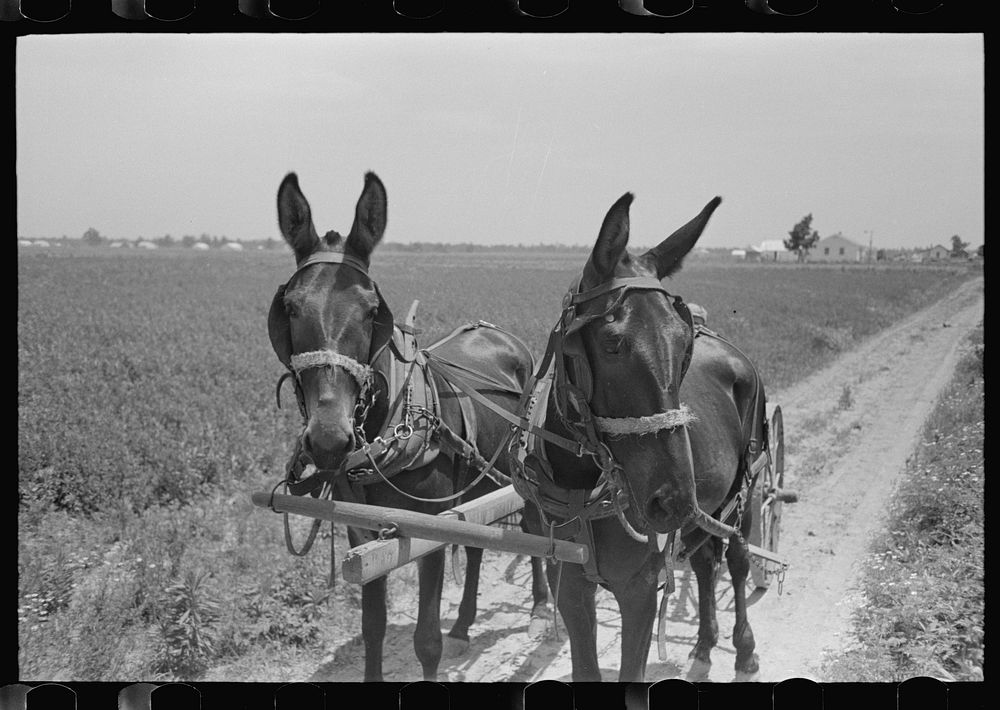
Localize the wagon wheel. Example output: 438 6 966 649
749 404 784 589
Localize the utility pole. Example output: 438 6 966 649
866 229 874 263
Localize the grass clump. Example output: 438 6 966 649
822 325 983 682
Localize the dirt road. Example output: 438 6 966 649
263 275 986 683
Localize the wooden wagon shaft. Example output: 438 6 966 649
744 543 788 568
251 491 589 566
342 485 526 584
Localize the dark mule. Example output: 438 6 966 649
268 172 548 681
515 192 766 681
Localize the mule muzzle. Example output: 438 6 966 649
302 419 355 471
644 487 698 534
644 492 741 539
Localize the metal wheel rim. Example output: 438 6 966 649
750 405 784 589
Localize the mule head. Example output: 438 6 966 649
268 171 390 472
574 192 721 534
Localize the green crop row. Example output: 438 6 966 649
17 248 977 680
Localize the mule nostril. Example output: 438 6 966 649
645 496 667 524
303 422 354 465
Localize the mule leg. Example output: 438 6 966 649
520 511 552 635
445 545 484 650
726 528 760 680
349 525 389 682
413 548 446 681
686 538 722 681
360 575 388 682
549 561 601 682
612 578 658 682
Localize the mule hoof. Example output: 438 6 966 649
528 614 552 639
734 669 761 682
685 657 712 682
442 635 470 659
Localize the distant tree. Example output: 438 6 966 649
784 214 820 262
82 227 104 246
950 234 969 256
182 235 197 248
157 234 174 247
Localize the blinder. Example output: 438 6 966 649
557 274 696 407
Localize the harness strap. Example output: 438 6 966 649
568 276 670 307
675 328 768 562
425 354 592 457
357 424 516 504
420 353 525 396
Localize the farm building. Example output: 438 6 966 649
18 239 32 246
32 240 51 248
730 248 747 260
137 241 158 249
810 234 864 262
754 239 796 262
223 242 244 251
109 242 124 248
192 242 210 250
916 244 950 261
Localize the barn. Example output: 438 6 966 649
192 242 210 250
811 234 864 262
137 241 158 249
223 242 244 251
917 244 951 261
755 239 796 262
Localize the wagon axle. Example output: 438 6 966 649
763 487 799 504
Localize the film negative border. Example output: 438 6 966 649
0 1 984 30
2 3 985 710
0 677 987 709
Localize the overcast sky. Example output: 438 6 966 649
17 33 983 250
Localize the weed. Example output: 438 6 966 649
822 326 984 682
156 570 221 677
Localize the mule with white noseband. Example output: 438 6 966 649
268 251 529 566
267 251 394 560
546 274 741 545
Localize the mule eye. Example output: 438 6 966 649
284 302 298 318
367 307 378 321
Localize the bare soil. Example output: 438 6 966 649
211 275 984 683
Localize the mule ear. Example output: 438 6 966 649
277 173 320 263
582 192 633 287
346 172 387 261
640 196 722 279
